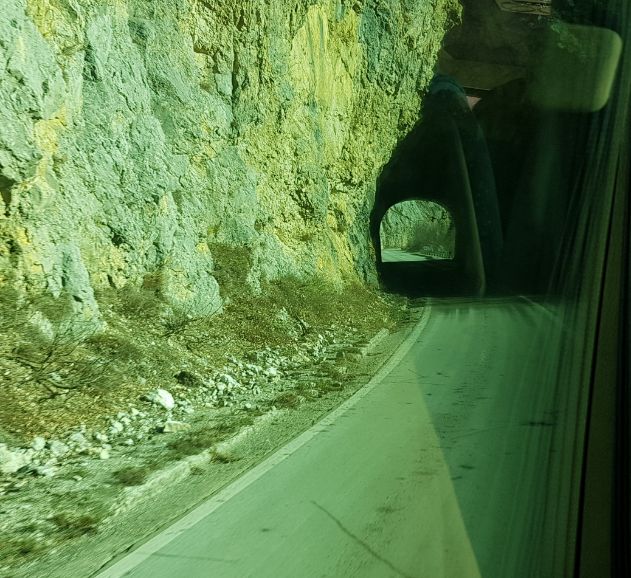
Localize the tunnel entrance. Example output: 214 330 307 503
379 200 455 263
375 195 464 297
369 91 488 298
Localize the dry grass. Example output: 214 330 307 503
49 512 102 538
209 243 252 301
112 466 152 487
0 258 405 443
273 391 302 409
215 276 401 353
210 449 239 463
167 427 219 457
0 536 42 560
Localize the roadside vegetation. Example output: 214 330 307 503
0 257 403 442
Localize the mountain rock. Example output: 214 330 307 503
0 0 459 312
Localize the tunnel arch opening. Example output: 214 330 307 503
369 107 487 297
379 199 455 263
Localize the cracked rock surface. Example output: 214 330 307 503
0 0 459 316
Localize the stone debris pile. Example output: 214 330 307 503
0 330 345 488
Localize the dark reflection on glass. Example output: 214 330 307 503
372 1 629 576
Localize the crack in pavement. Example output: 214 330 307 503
146 551 239 563
311 501 419 578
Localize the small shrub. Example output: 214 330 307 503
113 466 150 486
273 391 301 409
0 537 41 557
174 370 204 387
15 538 39 555
6 299 113 395
211 450 238 463
50 512 101 538
112 286 164 319
209 243 252 300
163 311 205 338
213 416 253 433
318 362 350 382
141 271 164 292
85 332 141 362
316 381 344 394
295 384 320 400
167 428 218 457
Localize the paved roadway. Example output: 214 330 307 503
97 298 568 578
382 248 431 262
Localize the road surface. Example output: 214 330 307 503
97 298 570 578
382 249 433 262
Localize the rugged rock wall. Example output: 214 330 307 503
0 0 460 318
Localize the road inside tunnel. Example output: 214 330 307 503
96 297 574 578
381 249 432 263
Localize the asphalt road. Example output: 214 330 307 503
381 248 431 262
98 298 568 578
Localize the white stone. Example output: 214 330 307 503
31 437 46 451
94 432 108 443
265 367 280 378
49 371 63 383
109 421 124 434
123 438 135 446
99 449 110 460
48 440 69 457
68 432 88 446
161 420 191 433
130 407 141 417
35 464 57 477
145 388 175 410
0 445 33 474
217 373 241 389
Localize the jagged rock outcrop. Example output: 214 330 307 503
0 0 460 317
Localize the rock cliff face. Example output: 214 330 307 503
0 0 459 317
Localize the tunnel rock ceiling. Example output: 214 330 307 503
0 0 460 318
